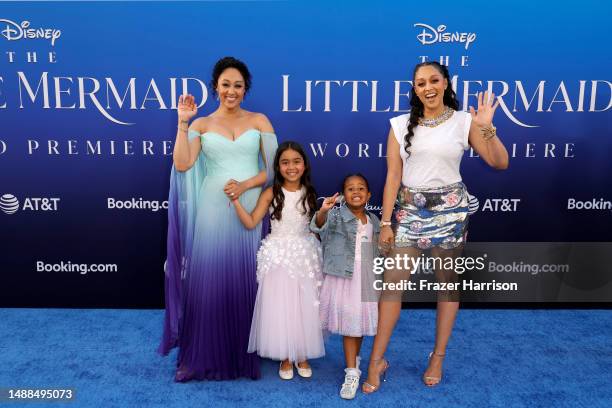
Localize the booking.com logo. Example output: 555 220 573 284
567 198 612 211
0 193 60 214
107 197 168 212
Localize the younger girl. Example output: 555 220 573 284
310 174 380 399
229 141 325 380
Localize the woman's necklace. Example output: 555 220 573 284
418 106 454 128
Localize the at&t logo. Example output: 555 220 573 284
481 198 521 212
0 193 60 214
467 193 479 215
0 194 19 214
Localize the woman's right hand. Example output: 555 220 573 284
378 226 394 255
178 94 197 123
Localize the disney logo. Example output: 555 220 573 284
316 195 383 214
0 19 61 46
414 23 476 50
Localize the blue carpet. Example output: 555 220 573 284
0 309 611 408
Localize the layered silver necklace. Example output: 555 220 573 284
418 106 454 128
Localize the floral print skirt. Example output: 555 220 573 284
394 182 469 250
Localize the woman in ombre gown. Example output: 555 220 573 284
158 57 277 381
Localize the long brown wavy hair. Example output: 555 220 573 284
270 141 317 221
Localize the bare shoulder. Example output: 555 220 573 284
189 116 209 133
262 186 274 197
252 112 274 133
261 186 274 202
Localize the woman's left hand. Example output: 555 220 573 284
469 91 500 128
224 179 246 201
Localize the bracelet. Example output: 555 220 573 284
480 124 497 140
380 221 392 227
178 124 189 132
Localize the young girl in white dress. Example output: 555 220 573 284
229 141 325 380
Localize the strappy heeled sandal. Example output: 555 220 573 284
362 358 390 394
423 352 445 387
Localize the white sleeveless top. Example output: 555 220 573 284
389 110 472 188
269 187 311 237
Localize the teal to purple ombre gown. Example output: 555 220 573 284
159 129 277 381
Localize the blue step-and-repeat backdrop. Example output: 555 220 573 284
1 1 611 306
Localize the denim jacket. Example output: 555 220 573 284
309 205 381 278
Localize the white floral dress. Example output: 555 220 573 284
247 187 325 362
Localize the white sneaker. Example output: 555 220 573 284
279 362 294 380
340 368 361 400
294 361 313 378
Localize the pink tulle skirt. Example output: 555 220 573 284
248 234 325 362
319 254 378 337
